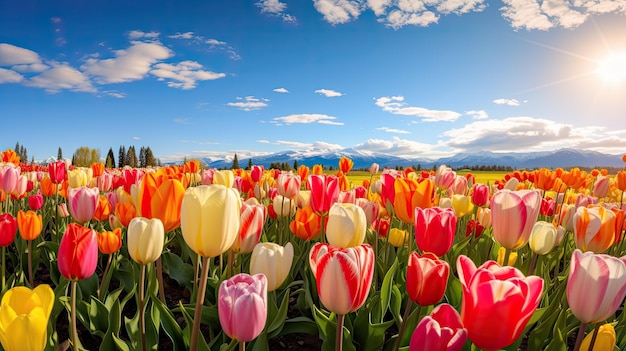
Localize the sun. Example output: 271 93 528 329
595 52 626 83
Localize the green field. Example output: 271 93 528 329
345 170 510 188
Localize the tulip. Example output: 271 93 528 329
97 228 123 255
447 175 468 196
232 203 265 254
409 303 467 351
218 273 268 342
567 249 626 325
457 255 543 351
339 157 354 173
213 170 235 188
27 193 44 211
311 164 323 175
127 217 165 265
17 210 42 241
250 242 294 291
0 148 20 166
137 173 185 232
540 197 556 217
250 165 264 183
593 175 610 198
470 184 489 207
114 201 137 228
406 252 449 306
490 189 541 251
369 163 379 175
308 175 339 215
48 160 66 184
435 165 455 190
414 207 457 257
528 221 558 255
68 168 90 188
379 171 397 210
272 195 296 217
92 195 112 222
451 194 473 217
325 203 367 248
277 172 300 199
309 243 374 315
616 171 626 191
373 218 390 238
574 206 616 254
296 190 311 208
58 223 98 281
0 165 19 195
338 190 355 204
289 206 321 241
67 186 100 224
388 228 408 248
0 213 17 247
394 177 434 224
0 284 54 351
579 323 616 351
97 171 114 192
355 198 378 226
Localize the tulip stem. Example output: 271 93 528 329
1 246 5 291
156 257 166 304
191 256 210 351
527 253 538 276
503 248 512 267
139 264 147 351
573 321 588 351
71 280 79 351
27 239 33 287
393 300 415 351
98 253 113 301
588 324 600 351
227 249 234 279
239 341 245 351
335 313 344 351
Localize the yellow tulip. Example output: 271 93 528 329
388 228 408 248
180 185 241 258
0 284 54 351
326 203 367 248
580 323 616 351
250 242 294 291
213 170 235 188
451 194 474 217
68 167 91 188
127 217 165 265
497 247 517 266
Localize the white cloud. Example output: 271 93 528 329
128 30 160 39
257 139 271 143
151 60 226 89
318 120 345 125
377 126 411 134
0 43 41 66
375 96 461 122
12 63 49 72
0 68 24 84
273 113 343 125
273 87 289 93
227 96 269 111
313 0 363 24
362 0 486 29
315 88 344 97
353 136 446 159
104 91 126 98
82 41 172 84
174 118 190 124
493 98 521 106
26 62 96 93
133 136 141 140
275 140 313 148
256 0 298 22
466 110 488 119
206 39 227 46
169 32 195 39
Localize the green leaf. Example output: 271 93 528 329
445 276 463 309
153 295 187 350
379 257 398 323
112 333 132 351
277 317 319 337
267 289 290 338
178 301 211 351
353 304 395 351
99 299 121 351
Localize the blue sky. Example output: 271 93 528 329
1 0 626 164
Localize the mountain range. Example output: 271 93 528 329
203 148 625 170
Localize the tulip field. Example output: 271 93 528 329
2 147 626 351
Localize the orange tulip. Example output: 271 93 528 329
290 206 322 240
92 195 112 222
393 177 435 224
137 172 185 232
17 210 42 241
616 171 626 191
97 228 122 254
114 201 136 228
0 148 20 166
534 168 556 191
574 206 616 253
90 162 104 178
39 176 56 197
560 168 587 189
297 165 309 184
339 157 354 173
311 164 323 176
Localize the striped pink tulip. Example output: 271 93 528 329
414 207 457 257
68 186 100 224
232 203 266 253
409 303 467 351
277 171 300 199
309 243 374 315
567 249 626 324
490 189 541 250
307 175 339 215
218 273 268 342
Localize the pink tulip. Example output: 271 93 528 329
277 172 300 199
232 203 266 253
447 175 468 196
435 165 456 190
338 190 355 204
309 243 374 315
490 189 541 250
218 273 268 342
567 249 626 324
379 171 397 209
308 175 339 215
457 255 543 351
28 193 44 211
250 165 264 183
471 183 489 207
68 186 100 223
201 168 216 185
593 175 610 198
0 165 19 194
97 171 114 192
409 303 467 351
414 207 457 257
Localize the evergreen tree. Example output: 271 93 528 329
145 147 156 167
14 142 19 155
105 148 116 168
246 158 253 170
126 146 137 168
293 160 298 170
232 153 239 169
139 146 146 167
57 147 63 160
118 146 126 168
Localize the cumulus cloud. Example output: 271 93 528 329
151 60 226 89
375 96 461 122
128 30 160 39
377 126 411 134
315 88 344 97
227 96 269 111
257 139 271 143
493 98 521 106
256 0 297 22
273 113 343 125
0 43 41 66
466 110 488 119
207 38 227 46
353 136 446 159
82 41 172 84
273 87 289 93
26 62 96 93
313 0 363 24
0 68 24 84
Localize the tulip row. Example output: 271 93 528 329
1 147 626 351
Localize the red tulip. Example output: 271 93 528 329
0 213 17 247
470 184 489 207
308 175 339 215
28 193 44 211
309 243 374 315
58 223 98 281
406 252 449 306
409 303 467 351
47 160 66 184
457 255 543 351
414 207 457 257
